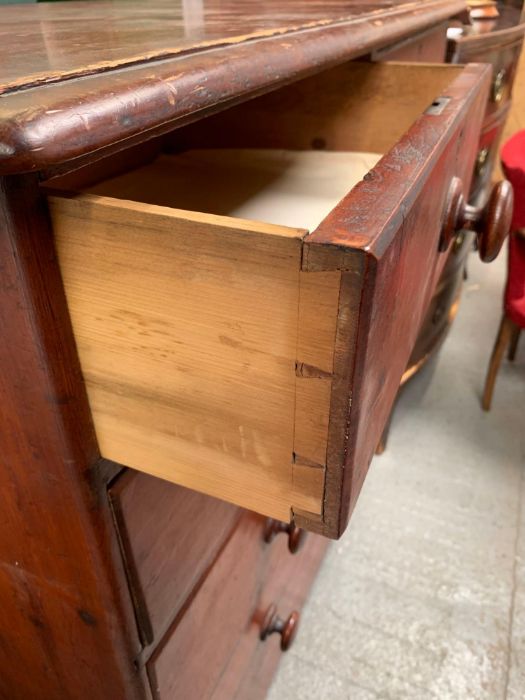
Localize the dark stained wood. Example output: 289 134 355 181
263 519 307 554
405 230 473 376
0 175 143 700
0 0 466 175
147 513 269 699
440 178 513 261
448 22 525 116
0 1 500 696
109 470 240 646
44 60 492 538
259 606 300 651
42 60 494 539
469 180 514 261
0 0 467 93
448 17 525 55
381 13 525 452
371 22 448 62
147 512 328 700
210 516 327 700
163 62 465 156
470 102 511 200
302 62 492 536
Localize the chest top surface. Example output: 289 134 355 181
0 0 465 173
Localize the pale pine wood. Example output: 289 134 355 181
85 150 381 231
50 193 312 520
294 270 341 475
296 270 341 374
48 148 379 522
294 378 332 468
291 463 325 517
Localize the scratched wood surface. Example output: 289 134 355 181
0 175 144 700
0 0 465 174
0 0 464 92
47 61 491 537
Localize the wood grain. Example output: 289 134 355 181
0 0 466 174
48 149 377 525
448 22 524 118
0 0 464 94
209 519 328 700
83 149 382 232
148 512 269 700
301 62 492 537
167 62 465 156
48 62 492 538
371 22 448 62
147 511 328 700
0 175 143 700
109 470 240 646
49 190 324 521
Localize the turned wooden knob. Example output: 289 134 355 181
263 518 306 554
439 177 513 262
260 604 299 651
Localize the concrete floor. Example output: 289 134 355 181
268 249 525 699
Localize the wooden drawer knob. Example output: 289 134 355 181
260 604 299 651
440 177 513 262
263 518 306 554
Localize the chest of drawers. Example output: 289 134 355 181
0 2 516 698
45 59 496 538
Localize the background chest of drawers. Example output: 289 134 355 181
377 0 525 453
0 2 518 698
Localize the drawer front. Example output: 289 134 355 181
406 233 471 374
49 62 491 539
449 26 524 115
301 63 491 536
470 103 510 201
109 471 240 644
147 512 327 700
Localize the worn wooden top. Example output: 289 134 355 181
0 0 465 173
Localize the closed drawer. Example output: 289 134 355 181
47 61 490 538
147 511 328 700
405 240 469 374
470 103 510 201
109 470 240 645
448 24 524 114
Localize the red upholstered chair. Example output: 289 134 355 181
482 131 525 411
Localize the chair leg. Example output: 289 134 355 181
508 324 521 361
482 315 516 411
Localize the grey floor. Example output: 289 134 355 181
268 250 525 700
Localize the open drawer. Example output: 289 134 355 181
46 61 492 538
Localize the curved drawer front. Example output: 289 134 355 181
449 24 525 115
470 103 510 201
48 61 491 539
